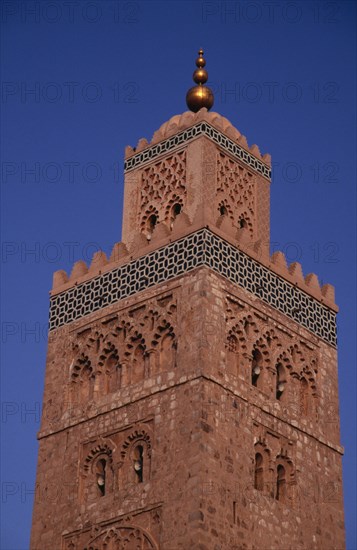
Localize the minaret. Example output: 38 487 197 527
31 51 345 550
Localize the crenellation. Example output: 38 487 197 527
53 269 68 289
249 143 261 156
50 227 338 324
237 133 249 149
288 261 304 283
70 259 88 280
136 137 149 152
262 152 272 166
270 250 289 272
89 250 108 273
125 144 134 157
321 283 335 303
109 241 129 263
305 272 321 292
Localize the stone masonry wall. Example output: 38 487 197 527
31 267 344 549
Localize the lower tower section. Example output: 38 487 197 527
31 263 344 550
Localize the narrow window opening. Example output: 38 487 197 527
233 500 237 524
133 445 144 483
252 349 262 387
276 464 286 502
239 218 247 228
220 205 228 216
170 203 182 228
276 363 286 400
96 459 107 496
254 453 264 491
147 214 157 233
172 203 181 217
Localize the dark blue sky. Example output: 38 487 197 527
1 1 356 548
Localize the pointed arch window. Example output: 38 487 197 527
146 214 158 239
220 204 228 216
170 203 182 227
95 458 107 496
252 348 263 387
132 444 144 483
71 353 95 404
239 218 247 229
82 448 114 502
276 363 286 400
276 464 286 502
99 342 121 394
253 444 272 496
254 453 264 491
120 429 152 489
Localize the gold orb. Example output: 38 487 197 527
196 56 206 68
193 68 208 84
186 85 214 112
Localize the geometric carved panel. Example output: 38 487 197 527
62 507 161 550
63 524 159 550
140 151 186 232
83 526 157 550
216 152 256 237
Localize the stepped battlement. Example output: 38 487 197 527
51 210 337 313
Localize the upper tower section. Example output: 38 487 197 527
122 48 271 256
122 115 271 258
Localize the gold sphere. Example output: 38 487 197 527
186 49 214 112
196 56 206 68
193 68 208 84
186 85 214 112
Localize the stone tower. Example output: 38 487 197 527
31 58 345 550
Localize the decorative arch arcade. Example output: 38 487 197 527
83 525 158 550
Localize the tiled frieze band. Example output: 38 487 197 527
124 122 271 180
49 230 336 347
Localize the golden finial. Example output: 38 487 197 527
186 49 214 113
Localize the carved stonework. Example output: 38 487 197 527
140 151 186 233
62 508 160 550
253 428 296 505
84 525 157 549
69 294 177 402
79 422 153 504
216 153 256 238
64 526 158 550
224 294 318 417
83 438 115 474
121 428 152 459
